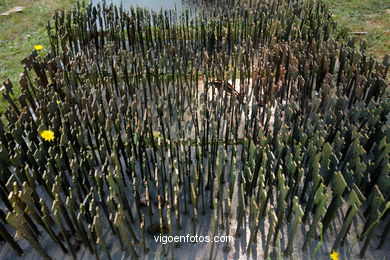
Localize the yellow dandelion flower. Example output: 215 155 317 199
330 250 339 260
34 45 43 51
56 100 61 104
153 131 161 139
40 130 55 141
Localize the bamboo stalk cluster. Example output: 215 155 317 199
0 0 389 259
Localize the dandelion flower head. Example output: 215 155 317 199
40 130 54 141
34 45 43 51
330 250 339 260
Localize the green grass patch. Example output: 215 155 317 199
0 0 77 113
321 0 390 59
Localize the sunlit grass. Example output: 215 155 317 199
321 0 390 60
0 0 77 113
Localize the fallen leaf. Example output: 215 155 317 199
0 6 26 16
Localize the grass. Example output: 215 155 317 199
321 0 390 60
0 0 77 112
0 0 389 114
